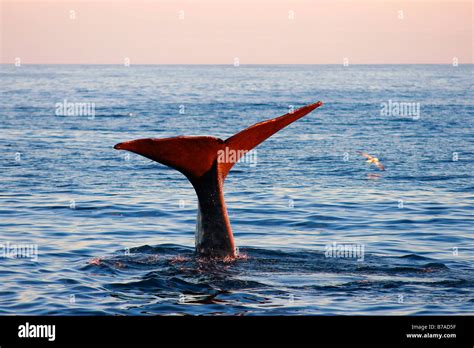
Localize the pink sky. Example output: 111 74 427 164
0 0 472 64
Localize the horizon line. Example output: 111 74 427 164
1 63 472 66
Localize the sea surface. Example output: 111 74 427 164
0 64 473 315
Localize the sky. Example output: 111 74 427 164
0 0 472 64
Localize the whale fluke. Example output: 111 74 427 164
114 101 323 258
114 136 224 181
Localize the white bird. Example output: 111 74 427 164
358 151 385 171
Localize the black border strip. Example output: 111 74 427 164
0 315 472 346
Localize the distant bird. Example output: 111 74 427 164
358 151 385 171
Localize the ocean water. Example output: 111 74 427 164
0 64 473 315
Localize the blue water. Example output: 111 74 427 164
0 64 473 315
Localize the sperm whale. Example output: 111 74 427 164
114 101 323 258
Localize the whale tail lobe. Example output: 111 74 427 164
114 101 323 257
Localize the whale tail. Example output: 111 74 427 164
114 101 323 257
